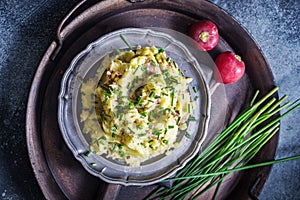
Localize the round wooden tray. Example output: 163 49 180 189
26 1 278 199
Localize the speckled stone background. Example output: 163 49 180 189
0 0 299 199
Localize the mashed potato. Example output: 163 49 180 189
80 46 193 166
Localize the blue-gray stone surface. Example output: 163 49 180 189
0 0 299 199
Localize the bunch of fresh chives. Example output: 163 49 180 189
146 87 300 199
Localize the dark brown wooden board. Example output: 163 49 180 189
26 1 278 199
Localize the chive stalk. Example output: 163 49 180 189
145 87 300 200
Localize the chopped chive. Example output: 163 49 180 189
99 140 105 145
158 47 164 53
94 136 106 144
118 91 123 97
105 92 111 98
147 122 153 128
120 34 132 50
171 91 175 106
127 82 132 89
90 162 96 166
85 151 92 157
177 117 181 125
128 127 135 134
189 116 197 121
155 95 161 99
113 49 120 54
112 124 117 132
118 144 123 150
113 87 118 93
149 111 153 119
166 57 171 62
168 125 174 129
148 100 154 103
173 61 177 68
137 124 143 130
133 65 140 75
111 144 116 152
193 86 198 93
163 108 170 115
149 91 155 98
188 104 191 113
100 85 111 94
105 114 111 118
119 113 124 120
141 65 146 71
129 102 134 108
148 139 154 143
138 133 147 137
154 131 162 139
162 70 169 75
112 133 116 138
100 114 105 122
194 96 199 101
141 112 147 117
119 151 125 157
185 132 191 138
169 77 179 84
163 139 169 144
150 59 157 66
164 129 168 134
162 92 169 96
137 97 142 104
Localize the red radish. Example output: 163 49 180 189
214 51 245 84
189 20 219 51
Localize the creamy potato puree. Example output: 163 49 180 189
80 46 193 166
